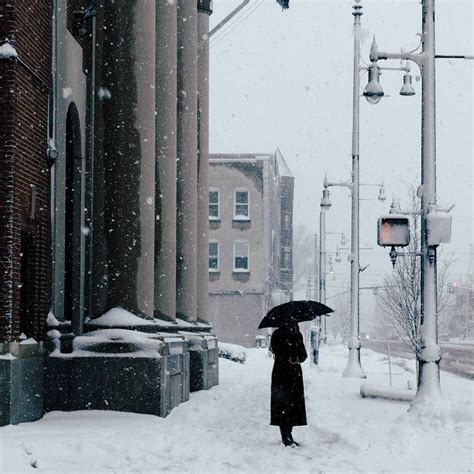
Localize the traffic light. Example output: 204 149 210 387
276 0 289 9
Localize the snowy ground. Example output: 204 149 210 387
1 344 472 473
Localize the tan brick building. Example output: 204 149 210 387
208 150 294 347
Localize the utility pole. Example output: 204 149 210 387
343 0 365 378
319 203 328 344
369 0 442 403
314 234 319 301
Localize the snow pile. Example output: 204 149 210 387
62 87 72 98
219 342 247 363
0 42 18 58
0 345 471 472
360 381 415 402
19 338 38 345
46 311 60 327
73 329 164 357
91 307 159 327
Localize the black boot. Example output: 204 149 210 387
287 427 300 446
289 434 300 447
279 426 293 446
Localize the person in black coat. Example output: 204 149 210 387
270 321 308 447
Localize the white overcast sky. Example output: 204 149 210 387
209 0 473 312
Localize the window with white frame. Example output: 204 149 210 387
209 188 220 220
233 240 249 272
234 189 249 220
209 240 219 271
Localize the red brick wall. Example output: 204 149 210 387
0 0 51 342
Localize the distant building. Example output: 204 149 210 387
446 277 474 339
208 150 294 347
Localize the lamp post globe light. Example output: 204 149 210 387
363 62 384 105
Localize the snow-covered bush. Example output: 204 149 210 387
219 342 247 364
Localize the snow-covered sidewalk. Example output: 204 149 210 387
1 344 472 473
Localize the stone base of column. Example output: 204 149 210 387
43 331 190 418
0 343 44 426
180 332 219 391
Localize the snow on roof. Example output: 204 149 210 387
209 150 293 178
0 43 18 59
209 152 273 162
275 148 293 177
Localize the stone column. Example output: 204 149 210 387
176 0 198 322
101 0 156 319
196 1 212 323
155 1 177 322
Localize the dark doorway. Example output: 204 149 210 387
64 102 82 330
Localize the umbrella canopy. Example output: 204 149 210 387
258 300 334 329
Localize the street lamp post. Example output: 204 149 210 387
323 0 388 378
322 170 385 378
367 0 443 405
319 188 332 343
344 0 365 378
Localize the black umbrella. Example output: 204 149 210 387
258 300 334 329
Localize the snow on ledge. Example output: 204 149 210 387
360 382 415 402
219 342 247 364
0 43 18 59
92 307 159 327
46 311 60 327
19 338 38 345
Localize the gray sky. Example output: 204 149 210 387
209 0 473 311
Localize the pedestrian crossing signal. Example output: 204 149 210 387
377 215 410 247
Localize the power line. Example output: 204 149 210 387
210 0 264 50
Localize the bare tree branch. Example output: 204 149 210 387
378 183 454 353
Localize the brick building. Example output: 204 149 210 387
0 0 218 426
208 150 294 347
0 0 51 343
